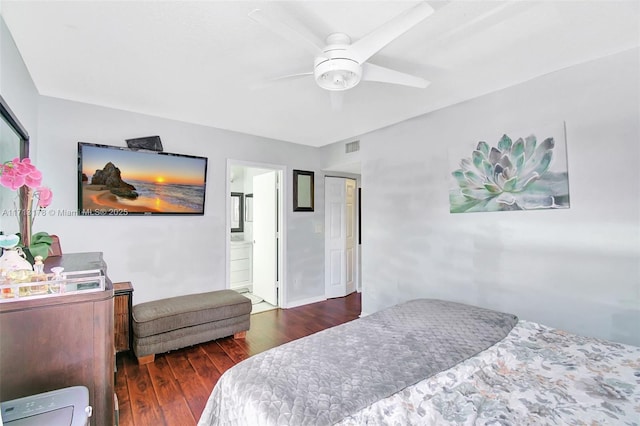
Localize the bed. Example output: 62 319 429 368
198 299 640 425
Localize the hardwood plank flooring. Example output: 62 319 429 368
115 292 361 426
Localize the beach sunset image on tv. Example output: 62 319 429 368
78 143 208 215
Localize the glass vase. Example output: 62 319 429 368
19 186 32 249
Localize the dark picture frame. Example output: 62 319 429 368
293 169 314 212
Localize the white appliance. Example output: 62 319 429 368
1 386 92 426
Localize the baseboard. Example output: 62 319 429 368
284 295 326 309
359 311 372 318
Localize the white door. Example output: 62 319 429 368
325 177 356 298
252 171 278 305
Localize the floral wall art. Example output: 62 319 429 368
449 123 570 213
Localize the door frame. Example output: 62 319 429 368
226 159 287 308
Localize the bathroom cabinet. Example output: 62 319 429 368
230 241 252 289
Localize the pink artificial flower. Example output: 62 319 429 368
13 158 36 176
23 169 43 188
0 167 25 190
0 158 42 191
0 157 46 190
9 158 42 188
36 187 53 208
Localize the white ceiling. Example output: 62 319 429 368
2 1 639 147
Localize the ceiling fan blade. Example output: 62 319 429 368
249 9 324 55
348 2 435 64
330 91 344 111
250 71 313 90
362 63 430 88
271 71 314 82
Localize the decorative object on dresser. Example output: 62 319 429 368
131 289 251 365
0 158 54 258
114 281 134 353
0 235 32 273
1 94 54 260
48 234 62 257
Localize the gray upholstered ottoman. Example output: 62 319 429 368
132 289 251 364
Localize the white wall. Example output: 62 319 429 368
33 97 326 305
324 48 640 346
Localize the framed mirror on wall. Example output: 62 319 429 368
230 192 244 232
0 95 30 236
293 169 314 212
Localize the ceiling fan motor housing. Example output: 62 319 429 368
314 33 362 91
315 58 362 91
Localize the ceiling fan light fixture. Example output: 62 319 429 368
314 58 362 91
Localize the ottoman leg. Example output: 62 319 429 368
137 354 155 365
233 331 246 339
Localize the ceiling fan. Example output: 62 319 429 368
249 2 434 109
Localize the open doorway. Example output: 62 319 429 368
227 160 286 313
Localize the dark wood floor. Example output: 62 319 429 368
115 292 361 426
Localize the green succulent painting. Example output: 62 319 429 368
450 133 570 213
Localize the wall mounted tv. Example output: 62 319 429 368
78 142 208 215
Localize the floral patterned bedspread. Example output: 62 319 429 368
338 320 640 425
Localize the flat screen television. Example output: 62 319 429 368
78 142 208 215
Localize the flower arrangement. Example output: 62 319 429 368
0 157 53 260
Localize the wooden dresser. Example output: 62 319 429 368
0 252 115 426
